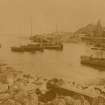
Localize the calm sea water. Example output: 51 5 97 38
0 35 104 85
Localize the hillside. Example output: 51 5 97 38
74 24 96 35
74 20 105 37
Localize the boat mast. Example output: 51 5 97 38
56 23 58 33
30 16 32 36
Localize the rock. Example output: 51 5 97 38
92 96 105 105
64 96 75 105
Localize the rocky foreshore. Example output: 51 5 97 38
0 64 105 105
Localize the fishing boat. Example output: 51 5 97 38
11 46 25 52
11 43 44 52
80 20 105 70
30 26 63 50
81 47 105 70
30 35 63 50
81 56 105 68
42 42 63 50
11 16 44 53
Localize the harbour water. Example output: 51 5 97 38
0 35 104 85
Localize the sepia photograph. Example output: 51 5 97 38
0 0 105 104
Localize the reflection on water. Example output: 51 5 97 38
0 35 104 85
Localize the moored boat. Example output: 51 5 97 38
80 41 105 70
42 42 63 50
81 56 105 68
11 43 44 52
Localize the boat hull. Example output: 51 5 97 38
81 56 105 70
42 43 63 50
11 44 44 52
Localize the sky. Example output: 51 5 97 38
0 0 105 35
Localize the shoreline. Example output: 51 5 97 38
0 64 105 104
